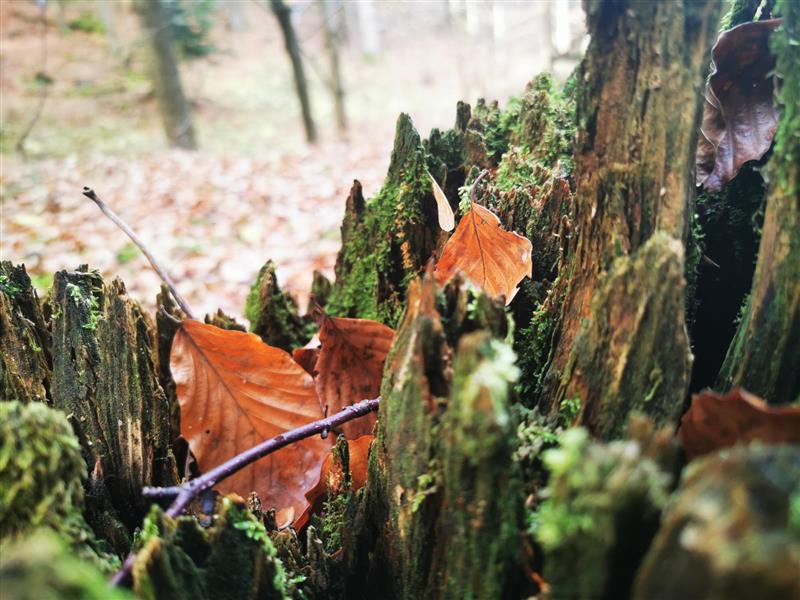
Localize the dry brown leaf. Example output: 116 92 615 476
296 434 374 530
696 19 782 190
170 319 331 525
293 346 320 377
679 387 800 460
429 172 455 231
315 316 395 439
434 202 532 303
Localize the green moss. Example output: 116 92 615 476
557 395 581 428
530 427 671 600
0 401 118 573
133 499 290 600
771 0 800 194
0 273 23 296
66 281 103 331
515 298 558 401
329 114 435 326
0 530 133 600
244 260 311 351
0 401 85 538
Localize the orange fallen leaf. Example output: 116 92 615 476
679 387 800 460
429 172 455 231
315 316 395 439
297 434 374 530
170 319 331 526
292 334 321 377
434 202 532 304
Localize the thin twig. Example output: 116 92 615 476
83 187 195 319
111 397 381 587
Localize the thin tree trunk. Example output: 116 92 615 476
716 0 800 403
271 0 318 144
319 0 347 136
137 0 197 150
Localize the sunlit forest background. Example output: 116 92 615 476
1 0 584 321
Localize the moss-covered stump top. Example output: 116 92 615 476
330 114 448 326
0 262 51 404
244 260 312 351
0 401 85 538
0 530 133 600
50 266 177 532
133 498 291 600
634 443 800 600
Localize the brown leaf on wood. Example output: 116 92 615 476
296 434 374 530
170 319 330 526
429 172 455 231
315 316 394 439
434 202 532 304
696 19 782 190
679 387 800 460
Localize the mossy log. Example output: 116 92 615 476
50 266 179 543
541 0 721 434
0 261 51 404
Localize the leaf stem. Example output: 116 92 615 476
111 397 381 587
82 186 195 319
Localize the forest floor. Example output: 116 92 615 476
1 0 578 320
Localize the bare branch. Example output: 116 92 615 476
83 187 195 319
111 397 381 587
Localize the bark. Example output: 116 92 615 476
342 276 521 599
50 266 179 541
137 0 197 150
541 0 721 437
0 262 51 404
716 0 800 404
271 0 318 144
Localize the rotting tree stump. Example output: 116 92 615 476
2 1 799 599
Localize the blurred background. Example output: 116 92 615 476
1 0 585 320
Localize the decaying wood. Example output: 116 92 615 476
542 0 721 435
50 266 178 540
0 262 51 404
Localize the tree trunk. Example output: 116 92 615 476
716 0 800 404
137 0 197 150
319 0 347 136
271 0 318 144
540 0 720 438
